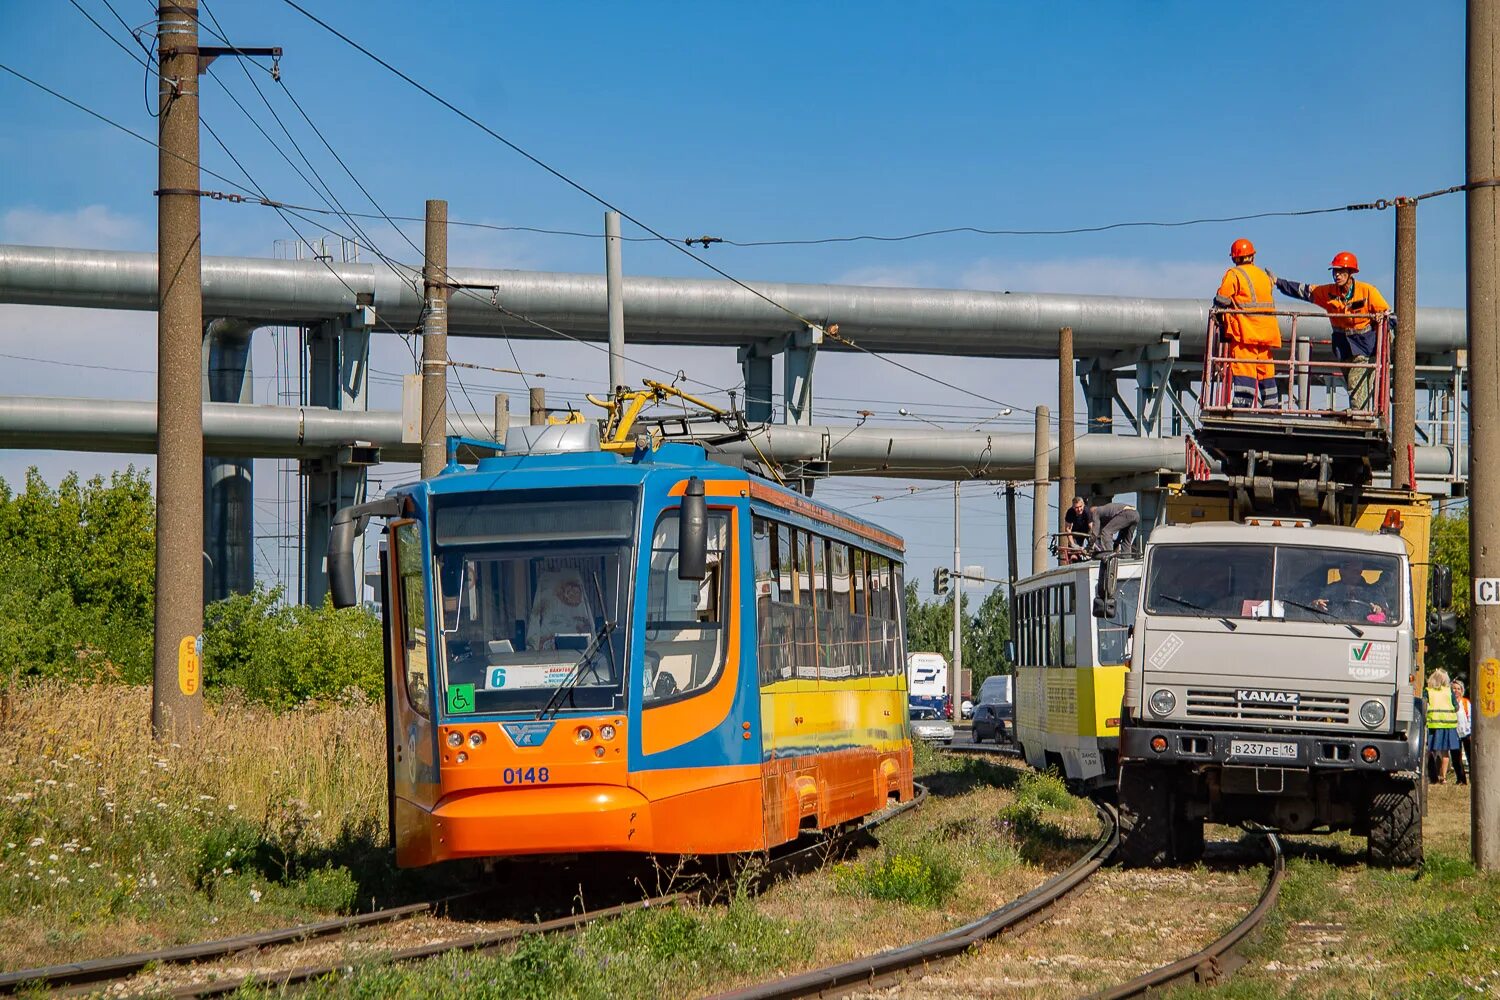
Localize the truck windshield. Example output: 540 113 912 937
1145 544 1402 626
431 493 635 715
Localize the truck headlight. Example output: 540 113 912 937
1359 699 1387 729
1149 689 1177 717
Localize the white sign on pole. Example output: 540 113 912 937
1476 578 1500 605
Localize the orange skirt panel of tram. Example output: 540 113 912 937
395 730 914 864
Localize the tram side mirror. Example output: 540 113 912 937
678 476 708 581
327 497 404 609
1093 554 1118 619
1004 640 1016 665
1431 564 1454 611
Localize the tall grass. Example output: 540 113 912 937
0 683 397 967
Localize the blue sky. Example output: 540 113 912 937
0 0 1469 607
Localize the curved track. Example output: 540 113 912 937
707 741 1115 1000
2 786 928 999
1083 832 1284 1000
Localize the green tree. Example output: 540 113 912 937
902 582 1012 697
1428 509 1469 679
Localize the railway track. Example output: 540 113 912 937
2 787 928 999
714 744 1284 1000
1083 832 1284 1000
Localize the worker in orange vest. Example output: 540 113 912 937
1271 252 1392 412
1213 239 1283 408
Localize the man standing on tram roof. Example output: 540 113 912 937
1269 251 1393 412
1214 238 1283 409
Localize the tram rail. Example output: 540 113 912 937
2 787 928 999
1084 832 1284 1000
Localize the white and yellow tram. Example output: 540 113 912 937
1013 556 1141 792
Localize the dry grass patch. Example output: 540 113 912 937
0 682 448 971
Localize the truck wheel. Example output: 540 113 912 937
1118 763 1174 868
1368 779 1423 868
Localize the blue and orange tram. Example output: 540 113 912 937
328 426 915 866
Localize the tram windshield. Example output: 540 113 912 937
1144 544 1401 627
431 492 635 715
1096 577 1139 663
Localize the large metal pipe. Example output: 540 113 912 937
0 244 1469 359
0 396 1466 481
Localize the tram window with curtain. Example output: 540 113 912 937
643 512 729 704
849 548 870 677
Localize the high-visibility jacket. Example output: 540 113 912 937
1215 264 1282 350
1427 685 1458 729
1275 278 1391 359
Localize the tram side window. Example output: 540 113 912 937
811 536 832 677
753 518 778 686
643 512 729 703
394 522 432 718
792 530 818 679
890 561 906 673
849 549 870 677
829 542 853 679
871 553 890 675
1059 585 1077 667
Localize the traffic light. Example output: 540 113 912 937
933 566 951 595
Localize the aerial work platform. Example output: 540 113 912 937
1188 310 1394 521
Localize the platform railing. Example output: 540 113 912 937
1202 309 1392 426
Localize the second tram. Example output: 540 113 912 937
1013 556 1141 792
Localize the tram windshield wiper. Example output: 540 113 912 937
536 617 616 721
1277 597 1364 637
1156 594 1237 631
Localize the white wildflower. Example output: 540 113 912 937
26 837 43 848
248 887 262 903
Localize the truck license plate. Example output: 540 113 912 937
1231 740 1298 760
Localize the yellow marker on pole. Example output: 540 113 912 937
1481 658 1500 719
178 636 201 697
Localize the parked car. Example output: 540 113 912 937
971 701 1013 743
960 697 974 720
909 705 955 744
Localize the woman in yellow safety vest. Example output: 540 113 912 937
1426 668 1460 784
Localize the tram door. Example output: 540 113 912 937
386 521 441 866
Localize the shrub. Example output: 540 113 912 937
298 866 359 914
202 585 383 706
833 841 960 908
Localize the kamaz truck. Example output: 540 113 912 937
1106 309 1454 867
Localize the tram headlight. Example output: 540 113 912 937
600 724 616 741
577 726 594 742
1359 699 1387 729
468 731 485 748
446 731 463 748
1148 689 1177 717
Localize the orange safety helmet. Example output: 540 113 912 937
1329 251 1360 272
1230 238 1256 259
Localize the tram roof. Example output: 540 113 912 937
407 441 903 551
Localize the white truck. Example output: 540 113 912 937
1104 517 1450 868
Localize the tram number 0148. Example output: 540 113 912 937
502 767 550 785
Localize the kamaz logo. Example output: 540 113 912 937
1236 689 1300 706
501 721 554 747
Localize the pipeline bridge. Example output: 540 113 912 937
0 243 1469 603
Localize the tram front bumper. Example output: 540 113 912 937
428 784 654 859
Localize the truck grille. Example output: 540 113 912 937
1185 688 1350 726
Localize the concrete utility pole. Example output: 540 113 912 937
529 387 547 426
1469 0 1500 871
605 211 625 392
421 200 449 478
951 481 962 712
1058 327 1076 528
1032 405 1051 574
153 0 204 738
1393 199 1418 490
